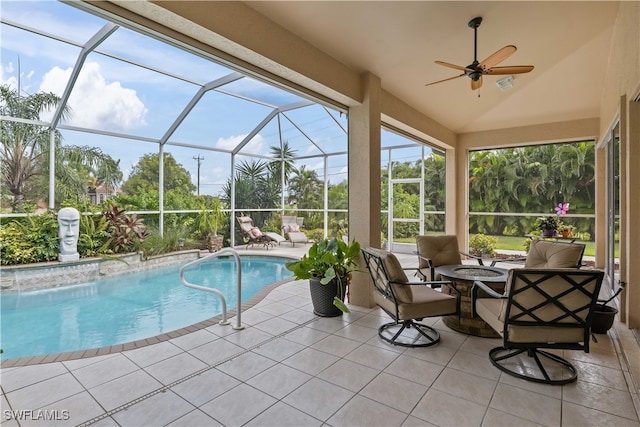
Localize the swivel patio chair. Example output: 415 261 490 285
362 247 460 347
236 216 285 249
415 235 471 280
471 268 604 385
281 215 308 247
524 239 585 269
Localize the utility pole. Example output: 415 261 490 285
193 155 203 195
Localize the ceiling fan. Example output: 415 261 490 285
425 17 534 91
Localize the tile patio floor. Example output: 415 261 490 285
1 246 639 426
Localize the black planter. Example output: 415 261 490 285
309 276 346 317
591 304 618 334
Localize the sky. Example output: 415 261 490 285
1 0 430 197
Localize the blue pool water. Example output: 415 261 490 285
0 256 292 359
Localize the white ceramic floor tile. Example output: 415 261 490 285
199 383 277 426
165 409 221 427
489 383 561 426
282 377 354 421
562 380 639 421
187 337 244 366
246 363 312 399
310 334 362 358
88 369 162 411
561 400 640 426
5 373 84 411
481 407 545 427
384 354 444 387
343 343 401 371
170 368 240 407
412 388 487 427
447 349 501 380
35 391 104 426
245 401 322 427
360 372 427 414
252 336 306 362
328 394 408 427
111 390 194 426
71 354 139 389
144 352 208 385
251 316 298 336
169 328 218 351
282 347 340 376
0 362 67 392
122 341 183 367
432 367 497 406
215 350 276 381
316 358 379 392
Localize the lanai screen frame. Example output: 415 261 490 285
0 1 355 242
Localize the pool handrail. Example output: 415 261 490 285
179 248 245 330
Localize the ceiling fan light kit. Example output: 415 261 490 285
426 16 533 91
496 75 514 90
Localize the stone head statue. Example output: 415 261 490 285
58 207 80 261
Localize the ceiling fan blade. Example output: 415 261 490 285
471 75 483 90
435 61 470 72
485 65 534 75
479 45 516 70
425 73 465 87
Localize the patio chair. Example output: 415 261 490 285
361 247 460 347
281 215 308 247
471 268 604 385
524 239 585 268
415 235 483 280
236 216 285 249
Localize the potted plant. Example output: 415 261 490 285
536 216 558 237
286 237 361 317
557 223 574 238
197 197 226 252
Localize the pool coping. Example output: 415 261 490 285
0 275 297 368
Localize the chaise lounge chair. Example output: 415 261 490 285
281 215 308 247
236 216 285 249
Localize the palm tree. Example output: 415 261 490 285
268 141 298 186
0 85 121 211
288 166 322 209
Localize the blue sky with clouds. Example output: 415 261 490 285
1 1 430 197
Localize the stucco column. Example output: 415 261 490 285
624 98 640 328
348 72 381 309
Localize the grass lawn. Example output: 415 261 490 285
395 234 596 257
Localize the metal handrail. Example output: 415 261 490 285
179 248 244 330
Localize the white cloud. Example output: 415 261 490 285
0 63 19 91
215 133 265 153
38 62 147 132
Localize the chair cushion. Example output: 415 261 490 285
263 231 286 243
365 248 412 303
374 285 457 320
490 269 599 344
249 227 263 238
416 235 462 269
524 240 584 268
288 231 307 243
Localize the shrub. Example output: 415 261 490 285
0 213 59 265
469 234 497 257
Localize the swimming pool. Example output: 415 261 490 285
0 256 293 360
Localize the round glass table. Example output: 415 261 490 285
436 265 509 337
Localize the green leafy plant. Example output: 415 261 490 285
469 233 497 257
286 237 361 313
535 216 559 232
78 213 111 257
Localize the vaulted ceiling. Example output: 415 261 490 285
244 1 620 134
